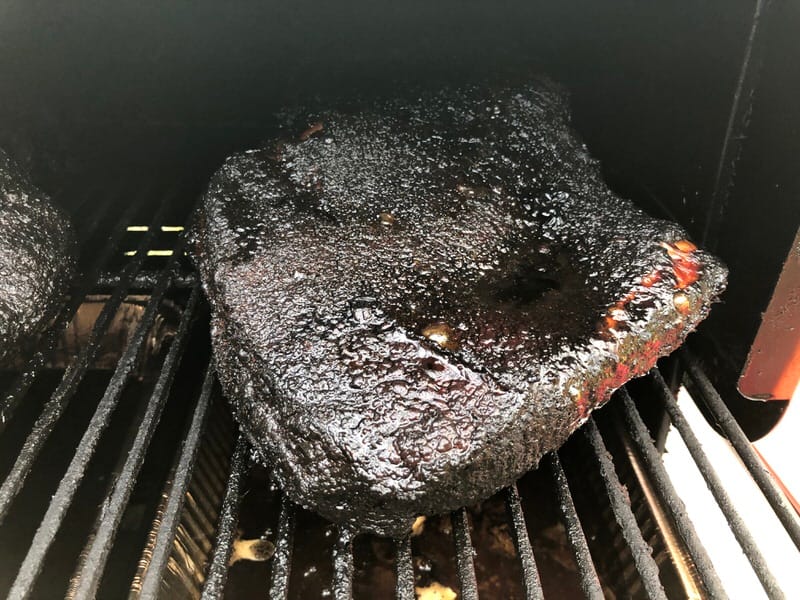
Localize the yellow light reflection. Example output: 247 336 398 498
125 226 185 232
123 250 175 257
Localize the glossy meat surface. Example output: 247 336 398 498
0 149 76 362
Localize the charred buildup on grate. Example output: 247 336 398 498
0 148 76 362
191 81 727 537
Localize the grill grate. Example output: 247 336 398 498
1 182 798 599
647 369 781 594
582 418 666 600
505 483 544 599
681 356 800 551
547 454 603 600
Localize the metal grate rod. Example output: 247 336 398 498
136 364 216 598
451 507 479 600
650 368 786 596
95 270 198 290
268 495 297 600
332 529 355 600
547 453 604 600
504 483 544 599
68 283 202 599
394 537 415 600
200 434 250 600
6 251 187 600
584 417 668 600
618 386 730 598
681 351 800 551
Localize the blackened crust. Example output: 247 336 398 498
0 149 76 362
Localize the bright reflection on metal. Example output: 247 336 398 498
123 250 175 257
125 226 185 232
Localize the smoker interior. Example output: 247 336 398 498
1 1 799 598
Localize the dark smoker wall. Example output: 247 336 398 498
0 0 756 209
698 0 800 436
0 1 796 432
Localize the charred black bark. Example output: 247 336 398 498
0 149 76 362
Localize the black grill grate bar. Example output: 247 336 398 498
68 283 201 599
394 537 415 600
584 417 668 600
332 530 355 600
650 367 787 595
95 271 198 290
680 351 800 551
7 248 187 600
451 507 479 600
547 453 604 600
200 434 250 600
504 483 544 599
0 198 141 432
618 386 730 598
268 495 297 600
137 364 216 599
0 199 175 525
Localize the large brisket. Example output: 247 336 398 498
191 81 727 537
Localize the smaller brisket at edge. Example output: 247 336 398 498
0 148 76 363
191 80 727 537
